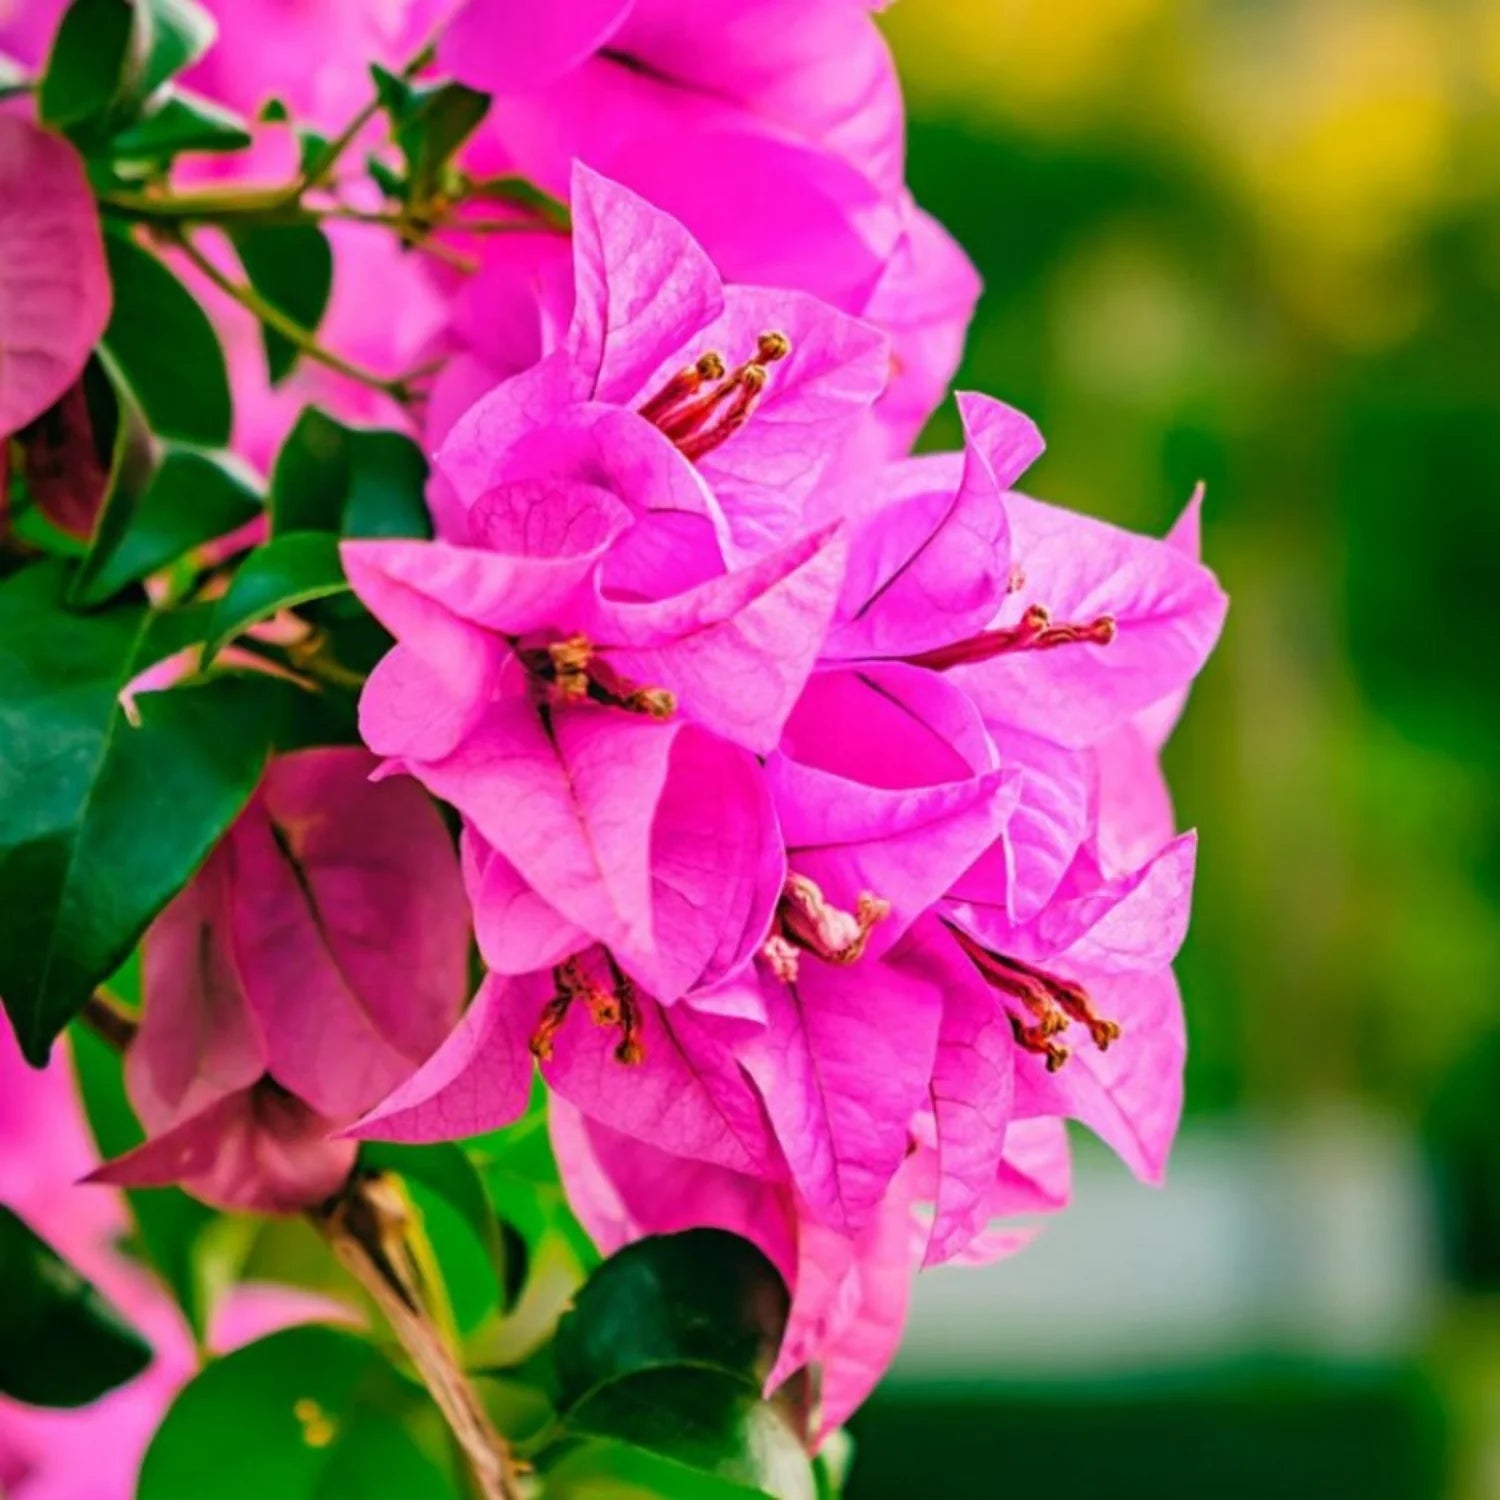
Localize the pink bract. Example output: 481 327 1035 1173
0 117 110 439
91 748 469 1213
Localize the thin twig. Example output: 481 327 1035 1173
171 233 414 403
314 1175 525 1500
79 990 139 1050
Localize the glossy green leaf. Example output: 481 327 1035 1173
0 567 275 1061
70 1025 217 1335
270 407 431 539
231 226 335 385
568 1371 815 1500
205 532 348 660
0 1205 154 1406
103 231 232 447
554 1232 791 1412
138 1325 461 1500
270 408 352 534
397 82 489 201
38 0 137 130
110 90 253 160
544 1437 782 1499
137 0 216 98
73 445 263 605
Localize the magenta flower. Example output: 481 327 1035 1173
91 750 468 1213
439 2 977 447
344 168 886 999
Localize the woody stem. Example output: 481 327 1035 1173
312 1175 525 1500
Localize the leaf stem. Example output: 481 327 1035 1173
170 232 414 404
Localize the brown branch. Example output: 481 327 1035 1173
80 990 139 1050
312 1174 525 1500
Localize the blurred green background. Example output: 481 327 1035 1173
850 2 1500 1495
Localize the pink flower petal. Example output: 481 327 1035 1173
744 962 941 1234
349 973 535 1143
589 523 848 755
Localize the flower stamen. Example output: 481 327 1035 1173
761 872 889 980
904 604 1116 671
639 331 790 461
947 922 1120 1067
519 633 677 720
530 953 646 1065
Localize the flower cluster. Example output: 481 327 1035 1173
341 163 1226 1426
0 0 1227 1457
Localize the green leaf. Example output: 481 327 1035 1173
231 226 335 385
137 0 216 98
38 0 214 137
0 568 275 1061
39 0 138 130
138 1325 461 1500
270 408 352 534
0 1205 154 1406
362 1142 511 1328
70 1025 218 1335
397 82 489 201
110 89 253 160
344 427 431 538
205 532 348 660
544 1436 783 1499
103 231 232 447
270 408 431 540
74 445 263 605
567 1371 815 1500
554 1232 791 1412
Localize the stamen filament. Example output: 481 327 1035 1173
904 605 1116 671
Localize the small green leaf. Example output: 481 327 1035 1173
397 82 489 201
74 445 263 605
567 1372 815 1500
554 1232 791 1412
270 407 431 540
138 1325 461 1500
110 89 253 160
231 225 334 385
0 570 276 1061
39 0 138 130
103 231 232 447
137 0 216 97
205 532 348 660
0 1205 154 1406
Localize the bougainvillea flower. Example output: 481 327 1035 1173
441 5 972 445
353 956 780 1180
947 832 1198 1184
91 749 468 1212
0 117 110 439
440 165 890 553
